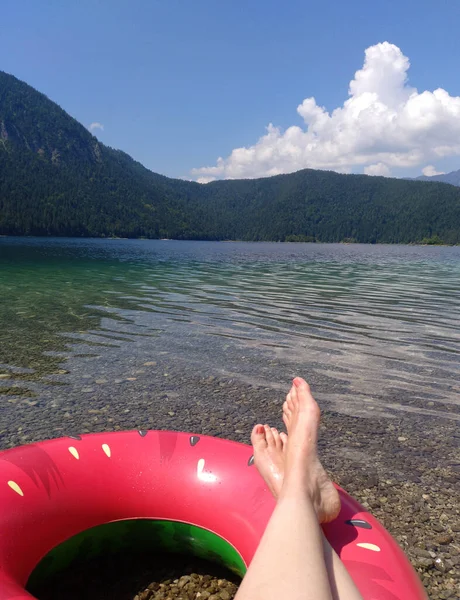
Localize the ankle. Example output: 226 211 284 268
279 471 315 503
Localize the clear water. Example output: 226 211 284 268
1 238 459 421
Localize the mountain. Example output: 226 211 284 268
1 70 460 244
0 71 209 239
414 169 460 187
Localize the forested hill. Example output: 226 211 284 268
1 71 460 244
415 168 460 187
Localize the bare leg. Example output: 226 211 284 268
236 378 362 600
322 536 364 600
250 423 358 599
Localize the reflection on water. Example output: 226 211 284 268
1 238 459 419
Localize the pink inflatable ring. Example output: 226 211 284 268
0 430 426 599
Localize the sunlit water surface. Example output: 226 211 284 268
1 238 459 421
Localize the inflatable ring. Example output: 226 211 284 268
0 430 426 599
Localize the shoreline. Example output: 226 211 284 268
0 234 457 246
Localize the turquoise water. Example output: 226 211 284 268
1 238 459 421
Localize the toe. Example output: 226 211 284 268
282 411 290 430
287 386 296 411
283 400 292 419
288 378 299 411
280 432 288 449
264 424 275 446
293 377 313 399
251 424 267 450
271 427 283 450
293 376 309 389
294 378 320 418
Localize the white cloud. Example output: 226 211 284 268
191 42 460 181
196 176 216 184
364 163 391 177
89 122 104 132
422 165 445 177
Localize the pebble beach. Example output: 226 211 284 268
2 363 459 600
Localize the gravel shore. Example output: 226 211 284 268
1 362 459 600
32 553 240 600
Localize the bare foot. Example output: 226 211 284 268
282 377 341 523
251 423 288 498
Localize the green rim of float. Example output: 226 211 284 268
27 519 246 592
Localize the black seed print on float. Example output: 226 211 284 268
138 430 148 437
67 435 82 441
189 436 200 446
345 519 372 529
248 455 255 467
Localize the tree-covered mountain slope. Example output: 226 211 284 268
1 70 460 243
415 169 460 187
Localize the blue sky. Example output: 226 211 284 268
2 0 460 181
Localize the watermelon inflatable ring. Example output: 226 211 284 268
0 430 426 599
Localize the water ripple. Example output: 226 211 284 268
1 239 459 420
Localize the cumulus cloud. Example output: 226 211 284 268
89 122 104 132
196 176 215 184
422 165 445 177
191 42 460 181
364 163 391 177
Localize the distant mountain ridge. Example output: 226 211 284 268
414 169 460 187
1 70 460 244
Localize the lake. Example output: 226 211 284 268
1 237 459 436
